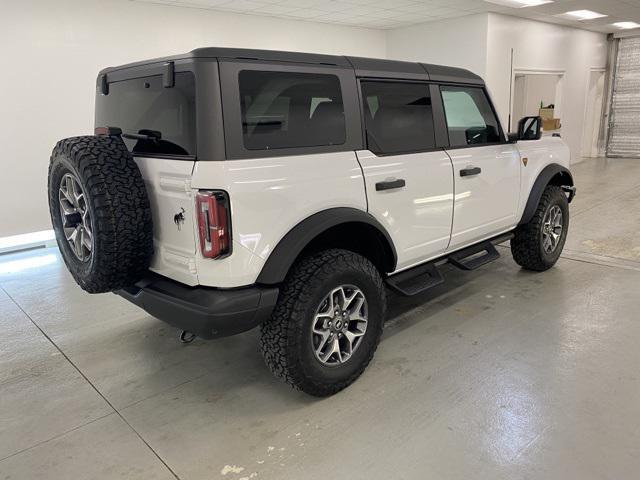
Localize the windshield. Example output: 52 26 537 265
95 72 196 156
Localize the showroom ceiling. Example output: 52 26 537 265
132 0 640 32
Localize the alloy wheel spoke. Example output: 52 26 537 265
332 287 347 313
320 293 335 316
82 228 92 251
315 330 332 356
59 173 92 262
343 330 363 354
67 175 79 207
320 337 340 363
66 227 77 243
312 315 329 334
74 228 84 259
350 297 365 319
345 292 363 313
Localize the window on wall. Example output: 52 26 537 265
361 81 435 155
239 70 346 150
440 86 501 147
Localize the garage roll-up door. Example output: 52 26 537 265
607 37 640 157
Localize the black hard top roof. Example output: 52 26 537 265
100 47 484 85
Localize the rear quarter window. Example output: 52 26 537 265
95 72 196 156
238 70 346 150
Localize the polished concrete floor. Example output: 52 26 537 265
1 157 639 480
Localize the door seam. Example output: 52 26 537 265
443 148 455 250
354 151 369 212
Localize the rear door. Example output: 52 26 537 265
357 80 454 271
440 85 521 250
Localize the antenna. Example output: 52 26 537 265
508 48 514 131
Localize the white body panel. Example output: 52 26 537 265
136 138 569 289
356 149 454 271
446 144 521 250
191 151 367 287
134 157 199 286
514 136 571 221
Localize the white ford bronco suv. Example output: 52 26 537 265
48 48 575 396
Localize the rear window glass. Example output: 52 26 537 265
361 81 435 155
239 70 346 150
95 72 196 156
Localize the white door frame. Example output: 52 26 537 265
582 67 607 158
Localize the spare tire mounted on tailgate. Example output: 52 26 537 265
48 135 153 293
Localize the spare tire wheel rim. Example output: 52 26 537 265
58 173 93 262
311 284 368 366
542 204 563 254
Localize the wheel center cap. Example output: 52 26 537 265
334 320 343 330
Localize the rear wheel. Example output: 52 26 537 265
511 185 569 271
260 249 386 396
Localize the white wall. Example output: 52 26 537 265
386 14 489 79
0 0 386 237
485 13 608 161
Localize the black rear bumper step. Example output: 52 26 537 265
115 273 279 339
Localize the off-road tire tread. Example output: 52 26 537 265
48 136 153 293
511 185 567 271
260 249 386 396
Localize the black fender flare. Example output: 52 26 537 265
256 207 397 285
519 163 574 225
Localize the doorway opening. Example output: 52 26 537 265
510 71 563 134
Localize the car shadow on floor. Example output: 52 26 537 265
123 255 538 405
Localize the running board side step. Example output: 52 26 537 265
448 241 500 271
386 262 444 296
385 233 514 296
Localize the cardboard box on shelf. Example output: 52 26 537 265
539 108 555 119
542 118 561 131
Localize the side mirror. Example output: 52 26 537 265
507 132 519 144
516 116 542 141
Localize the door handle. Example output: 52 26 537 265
376 178 406 191
460 166 481 177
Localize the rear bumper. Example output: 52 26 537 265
115 274 279 339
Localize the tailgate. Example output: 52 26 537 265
135 157 199 286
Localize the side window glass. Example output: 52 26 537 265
441 86 501 147
239 71 346 150
360 81 435 155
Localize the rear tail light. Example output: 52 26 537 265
196 191 231 259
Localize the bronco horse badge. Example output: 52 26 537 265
174 208 186 230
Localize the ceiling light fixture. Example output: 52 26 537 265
558 10 608 21
612 21 640 29
484 0 553 7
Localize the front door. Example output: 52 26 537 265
440 85 521 250
357 80 454 271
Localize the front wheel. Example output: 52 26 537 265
260 249 386 396
511 185 569 271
